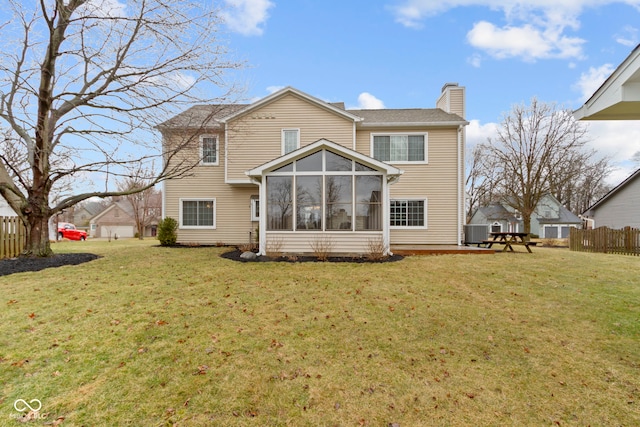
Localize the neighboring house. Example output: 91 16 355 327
89 197 160 238
468 203 520 236
73 201 105 231
0 195 18 217
469 194 582 239
574 45 640 230
581 168 640 229
159 84 468 255
574 44 640 121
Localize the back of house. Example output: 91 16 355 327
160 84 467 255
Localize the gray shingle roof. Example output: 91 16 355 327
157 104 248 129
348 108 466 126
159 104 466 129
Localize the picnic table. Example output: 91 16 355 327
483 232 535 253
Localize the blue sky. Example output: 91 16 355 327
220 0 640 185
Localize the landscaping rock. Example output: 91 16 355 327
240 251 257 260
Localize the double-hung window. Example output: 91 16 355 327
200 135 218 165
372 133 426 162
390 199 426 228
181 199 215 228
282 129 300 155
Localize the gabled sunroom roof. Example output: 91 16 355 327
245 139 404 181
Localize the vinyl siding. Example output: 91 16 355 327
164 131 260 244
226 93 355 181
356 127 460 244
592 177 640 228
265 231 384 256
436 86 465 118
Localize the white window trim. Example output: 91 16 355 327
200 134 219 166
179 198 216 229
251 197 260 221
281 128 300 155
370 132 428 164
390 198 428 229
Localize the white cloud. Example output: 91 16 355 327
221 0 274 36
573 64 616 102
466 119 498 149
266 85 285 94
390 0 638 61
585 121 640 184
615 25 639 47
467 53 483 68
355 92 385 109
75 0 127 17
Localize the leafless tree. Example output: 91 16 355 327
465 144 501 222
117 168 161 240
549 155 611 214
0 0 242 256
480 98 607 233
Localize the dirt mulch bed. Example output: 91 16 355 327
0 253 100 277
220 249 404 263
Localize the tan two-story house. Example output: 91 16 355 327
160 84 467 256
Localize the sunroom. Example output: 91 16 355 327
246 139 403 256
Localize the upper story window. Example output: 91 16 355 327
200 135 218 165
372 133 427 163
282 129 300 155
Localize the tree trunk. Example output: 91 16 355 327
24 212 53 257
523 215 532 236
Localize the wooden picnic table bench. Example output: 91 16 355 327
486 232 535 253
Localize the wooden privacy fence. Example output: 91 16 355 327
1 216 26 259
570 226 640 256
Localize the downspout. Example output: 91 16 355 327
458 125 464 246
352 122 357 150
224 122 229 183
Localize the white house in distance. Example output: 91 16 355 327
574 43 640 229
0 195 17 217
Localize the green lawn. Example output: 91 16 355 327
1 239 639 426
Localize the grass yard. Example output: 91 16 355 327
1 239 639 426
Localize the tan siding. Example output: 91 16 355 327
164 156 259 244
448 88 465 118
226 94 355 181
265 231 384 256
356 127 459 244
435 86 465 118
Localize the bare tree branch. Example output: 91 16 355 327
0 0 244 256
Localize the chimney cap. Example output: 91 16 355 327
441 82 459 92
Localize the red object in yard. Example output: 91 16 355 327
57 222 87 241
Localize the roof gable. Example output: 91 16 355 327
221 87 363 124
574 44 640 120
584 167 640 213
